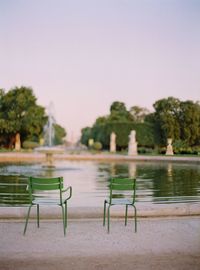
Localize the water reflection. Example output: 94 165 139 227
0 161 200 207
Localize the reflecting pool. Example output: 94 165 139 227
0 160 200 207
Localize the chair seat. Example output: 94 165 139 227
32 198 62 205
105 198 133 205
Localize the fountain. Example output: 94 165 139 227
36 102 64 167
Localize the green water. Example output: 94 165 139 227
0 160 200 207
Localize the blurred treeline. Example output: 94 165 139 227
80 98 200 155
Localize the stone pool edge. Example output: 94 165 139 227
0 203 200 219
0 152 200 163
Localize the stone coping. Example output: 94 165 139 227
0 152 200 163
1 203 200 219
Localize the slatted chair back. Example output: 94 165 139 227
0 175 30 206
109 177 136 204
29 176 64 204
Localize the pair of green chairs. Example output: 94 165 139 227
23 176 136 236
103 177 137 233
23 176 72 236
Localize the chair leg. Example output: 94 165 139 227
133 205 137 233
61 205 66 236
103 201 107 226
125 205 128 226
65 201 67 229
107 205 111 233
23 205 32 235
37 204 40 228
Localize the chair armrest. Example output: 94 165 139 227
62 186 72 201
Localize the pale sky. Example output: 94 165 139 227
1 0 200 141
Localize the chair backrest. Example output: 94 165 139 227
0 175 30 206
109 177 136 204
28 176 64 203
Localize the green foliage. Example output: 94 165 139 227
192 146 200 155
80 127 92 146
153 97 181 143
54 124 66 145
22 141 40 150
110 101 127 114
109 101 131 122
179 101 200 145
81 122 156 150
81 101 132 150
137 147 154 154
173 140 200 155
134 123 156 147
80 100 156 150
173 140 188 153
0 86 47 148
129 106 150 123
152 97 200 146
81 97 200 152
92 141 102 151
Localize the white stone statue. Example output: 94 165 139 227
166 138 174 155
110 132 116 153
128 130 138 156
15 133 21 151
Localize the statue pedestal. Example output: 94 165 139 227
128 130 138 156
45 152 54 167
128 143 138 156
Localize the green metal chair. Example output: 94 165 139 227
24 176 72 236
103 177 137 233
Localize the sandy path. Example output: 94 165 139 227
0 217 200 270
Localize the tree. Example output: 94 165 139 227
54 123 67 145
179 101 200 145
153 97 181 144
109 101 131 122
94 116 108 125
0 86 47 148
129 106 150 123
110 101 127 113
152 97 200 146
80 127 92 146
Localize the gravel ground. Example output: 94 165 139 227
0 217 200 270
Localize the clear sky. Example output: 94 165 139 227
1 0 200 141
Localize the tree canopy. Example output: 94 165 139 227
0 86 66 148
109 101 131 122
80 97 200 152
0 86 47 148
153 97 181 144
152 97 200 146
